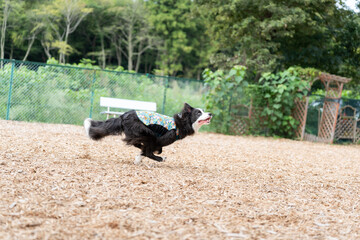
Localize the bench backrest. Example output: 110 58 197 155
100 97 157 112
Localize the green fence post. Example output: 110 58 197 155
89 70 96 118
6 60 15 120
162 78 169 114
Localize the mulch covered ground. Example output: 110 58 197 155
1 120 360 239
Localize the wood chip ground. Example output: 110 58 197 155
1 120 360 239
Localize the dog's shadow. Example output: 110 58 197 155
120 158 209 173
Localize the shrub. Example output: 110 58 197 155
203 65 248 133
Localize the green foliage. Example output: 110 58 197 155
196 0 337 73
312 89 360 100
253 67 314 138
0 59 204 125
195 0 360 85
2 0 360 81
147 0 212 78
203 65 248 133
203 65 318 138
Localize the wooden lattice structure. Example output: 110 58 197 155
303 132 331 143
231 73 353 143
356 120 360 143
317 73 351 143
335 106 359 143
292 97 309 140
293 73 351 143
230 104 250 135
335 105 356 140
229 102 267 135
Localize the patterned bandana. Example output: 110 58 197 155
136 111 176 130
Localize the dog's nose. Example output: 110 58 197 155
209 113 213 117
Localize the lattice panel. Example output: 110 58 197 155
292 97 309 140
335 118 356 140
303 133 329 143
230 117 249 135
230 104 250 135
326 88 341 99
303 133 318 142
303 73 351 144
318 101 340 143
320 73 351 84
251 107 266 124
356 127 360 143
356 120 360 143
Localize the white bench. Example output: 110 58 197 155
100 97 157 119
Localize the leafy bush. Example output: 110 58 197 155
203 65 248 133
252 67 315 138
203 66 318 138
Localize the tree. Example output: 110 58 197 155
9 3 43 61
276 6 360 86
38 0 92 63
195 0 339 77
0 0 11 59
82 0 115 68
331 11 360 86
147 0 212 78
114 0 159 71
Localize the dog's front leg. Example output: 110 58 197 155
142 152 165 162
140 146 165 162
134 152 164 164
157 130 177 147
134 154 144 165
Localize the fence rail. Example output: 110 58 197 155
0 59 206 125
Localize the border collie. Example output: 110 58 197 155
84 103 212 164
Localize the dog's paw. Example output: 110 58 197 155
134 155 143 165
162 157 167 162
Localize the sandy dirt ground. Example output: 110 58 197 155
1 120 360 239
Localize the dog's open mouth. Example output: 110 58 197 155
198 117 212 125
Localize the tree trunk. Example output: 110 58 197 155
115 37 122 67
135 41 144 72
128 29 133 71
100 32 106 69
9 45 13 59
22 35 36 61
41 40 52 59
197 70 201 80
116 48 122 67
0 0 10 60
59 26 70 64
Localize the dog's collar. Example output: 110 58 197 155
176 128 180 140
176 114 181 140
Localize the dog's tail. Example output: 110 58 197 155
84 117 123 141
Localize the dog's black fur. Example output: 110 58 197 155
84 103 212 162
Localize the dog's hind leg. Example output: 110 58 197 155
154 147 162 154
133 143 143 149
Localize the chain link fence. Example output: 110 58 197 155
0 59 207 125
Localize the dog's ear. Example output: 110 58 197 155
183 103 193 113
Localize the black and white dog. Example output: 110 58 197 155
84 103 212 164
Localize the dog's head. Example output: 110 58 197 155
181 103 212 132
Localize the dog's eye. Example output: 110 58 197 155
197 112 201 115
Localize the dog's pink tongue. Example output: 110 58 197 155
199 118 211 125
